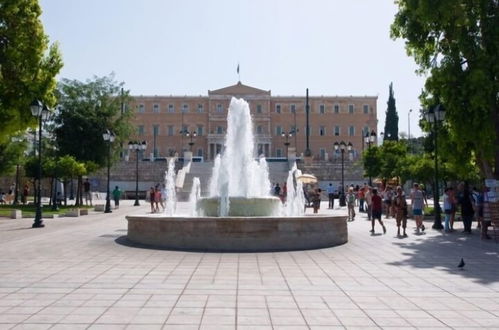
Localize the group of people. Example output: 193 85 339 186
0 183 30 205
442 183 491 239
272 182 287 203
147 184 167 213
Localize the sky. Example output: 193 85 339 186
39 0 427 137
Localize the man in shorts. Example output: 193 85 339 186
370 188 386 234
411 183 427 234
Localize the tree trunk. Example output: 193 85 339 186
78 176 83 205
494 105 499 179
49 177 54 206
63 181 67 206
75 176 81 206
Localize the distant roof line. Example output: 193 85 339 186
131 94 378 99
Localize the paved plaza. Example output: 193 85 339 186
0 200 498 329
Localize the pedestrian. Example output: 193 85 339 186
411 183 427 234
274 183 281 197
312 188 322 214
480 186 491 239
365 186 373 221
443 187 453 232
281 182 287 203
458 183 474 234
148 187 155 213
112 186 122 209
346 187 356 221
326 183 335 209
154 185 162 213
160 184 167 211
383 185 393 219
359 184 366 212
83 178 92 206
22 184 29 205
393 186 408 237
0 191 5 204
370 188 386 234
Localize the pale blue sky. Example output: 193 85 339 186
40 0 426 137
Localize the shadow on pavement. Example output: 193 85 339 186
387 230 499 284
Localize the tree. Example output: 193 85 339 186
391 0 499 179
54 75 133 167
383 83 399 141
0 0 63 142
0 137 27 175
53 75 133 205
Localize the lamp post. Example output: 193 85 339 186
129 140 147 206
103 130 115 213
30 100 51 228
180 129 197 151
281 130 294 158
408 109 413 152
424 104 445 230
334 141 352 207
364 130 376 186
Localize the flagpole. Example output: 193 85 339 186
237 63 240 82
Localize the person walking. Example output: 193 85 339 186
154 185 162 213
312 188 322 214
393 186 408 237
83 178 93 206
444 187 454 233
365 186 373 221
411 183 427 234
148 187 155 213
458 183 474 234
346 187 356 221
112 186 122 209
326 183 335 209
370 188 386 234
22 184 29 205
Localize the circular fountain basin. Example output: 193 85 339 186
196 196 281 216
125 215 348 252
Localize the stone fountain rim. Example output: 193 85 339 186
126 214 343 221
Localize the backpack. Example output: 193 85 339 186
347 193 355 204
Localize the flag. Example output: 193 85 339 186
237 64 240 74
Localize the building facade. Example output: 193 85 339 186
129 82 377 161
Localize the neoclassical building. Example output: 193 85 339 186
129 82 377 161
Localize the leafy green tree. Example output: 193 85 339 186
53 75 133 205
0 138 28 175
56 155 86 206
0 0 63 142
378 140 408 182
383 83 399 141
391 0 499 178
362 146 381 181
54 75 133 167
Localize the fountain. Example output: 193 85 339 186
126 97 347 251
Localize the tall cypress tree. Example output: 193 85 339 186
383 82 399 141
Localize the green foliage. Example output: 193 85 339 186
0 0 63 142
53 75 134 169
391 0 499 178
362 146 381 180
362 141 409 183
0 137 28 175
383 83 399 141
56 155 86 180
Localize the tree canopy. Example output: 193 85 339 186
391 0 499 179
0 0 63 142
53 75 134 168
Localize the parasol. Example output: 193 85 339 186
296 173 318 184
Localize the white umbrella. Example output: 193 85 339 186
296 174 318 184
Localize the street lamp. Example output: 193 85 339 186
180 129 197 151
30 100 51 228
334 141 352 207
364 130 376 186
103 129 115 213
128 140 147 206
424 104 445 230
281 130 294 158
408 109 413 152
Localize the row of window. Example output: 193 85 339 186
136 103 373 114
136 125 372 137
